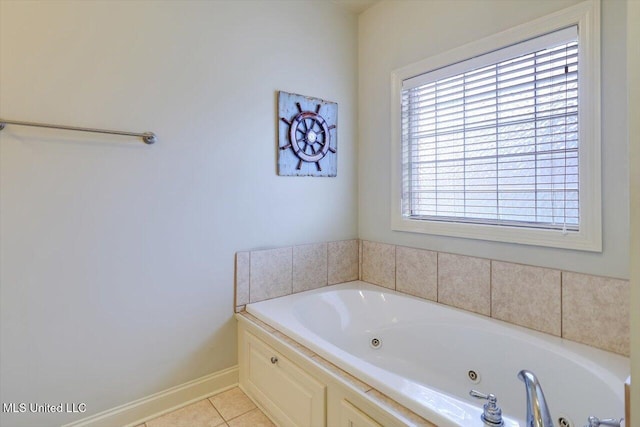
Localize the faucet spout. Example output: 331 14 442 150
517 370 554 427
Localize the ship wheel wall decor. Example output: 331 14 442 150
278 91 337 177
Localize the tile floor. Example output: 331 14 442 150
137 387 274 427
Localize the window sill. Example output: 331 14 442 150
391 215 602 252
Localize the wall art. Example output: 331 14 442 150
278 91 337 177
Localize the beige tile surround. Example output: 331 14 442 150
234 239 359 311
361 240 396 288
438 252 490 316
562 272 630 355
492 261 561 336
395 245 437 301
235 239 630 356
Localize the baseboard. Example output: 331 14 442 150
62 366 239 427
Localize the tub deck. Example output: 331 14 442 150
246 281 629 427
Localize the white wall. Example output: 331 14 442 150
0 1 358 425
358 0 629 279
1 0 635 424
628 0 640 417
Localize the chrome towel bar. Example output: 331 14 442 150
0 118 157 144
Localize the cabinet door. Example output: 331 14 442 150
244 332 326 427
340 399 383 427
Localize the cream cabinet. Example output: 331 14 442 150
242 330 326 427
237 315 429 427
340 399 383 427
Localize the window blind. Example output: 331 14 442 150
401 26 579 231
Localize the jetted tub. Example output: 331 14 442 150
246 281 629 427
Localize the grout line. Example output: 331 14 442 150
205 398 216 409
208 387 261 424
489 259 493 318
393 245 398 291
560 270 563 337
436 252 440 303
222 406 257 423
393 244 397 290
205 399 226 426
290 246 293 295
358 239 363 281
324 242 331 286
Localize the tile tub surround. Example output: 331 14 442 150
492 261 561 336
328 239 359 285
234 239 359 310
235 239 630 356
437 253 490 316
562 272 631 356
361 240 396 289
249 247 292 303
356 240 629 356
293 242 328 293
395 246 437 302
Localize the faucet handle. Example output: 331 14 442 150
470 389 497 405
470 390 504 426
585 416 623 427
469 390 498 408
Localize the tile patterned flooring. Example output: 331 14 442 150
137 387 274 427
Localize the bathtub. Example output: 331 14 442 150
246 281 629 427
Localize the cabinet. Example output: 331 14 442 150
340 399 383 427
238 315 429 427
242 331 326 427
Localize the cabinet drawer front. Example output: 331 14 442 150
245 332 326 427
340 400 383 427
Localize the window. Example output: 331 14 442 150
391 1 601 251
402 27 578 230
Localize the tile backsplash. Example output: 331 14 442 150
235 239 630 356
293 242 328 294
437 252 491 316
361 240 396 289
249 246 292 303
491 261 561 336
327 240 359 285
395 246 437 302
234 239 359 311
562 272 630 356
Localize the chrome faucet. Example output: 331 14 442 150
517 370 554 427
469 389 504 426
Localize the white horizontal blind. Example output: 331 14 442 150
401 26 579 231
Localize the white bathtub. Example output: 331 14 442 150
246 281 629 427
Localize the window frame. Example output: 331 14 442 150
390 0 601 251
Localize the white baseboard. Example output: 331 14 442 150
62 366 239 427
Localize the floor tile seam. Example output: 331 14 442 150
207 388 257 422
204 397 227 425
225 406 258 422
140 396 235 427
